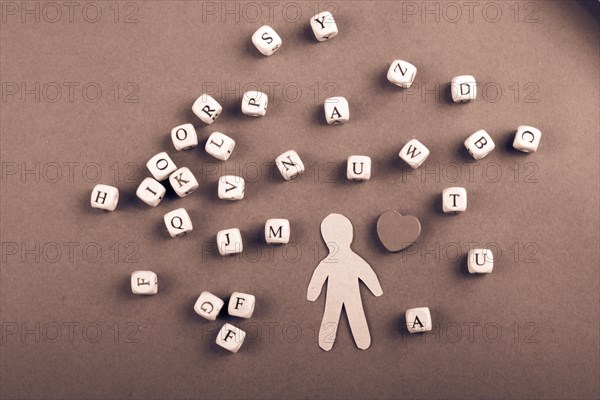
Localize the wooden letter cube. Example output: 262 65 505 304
131 270 158 295
216 323 246 353
218 175 245 200
252 25 282 56
451 75 477 102
241 91 268 117
310 11 338 42
136 177 166 207
228 292 256 319
468 249 494 274
90 184 119 211
464 130 495 160
399 138 430 169
194 291 224 321
265 219 290 244
169 167 199 197
324 96 349 124
275 150 305 181
442 187 467 213
217 228 243 255
205 132 235 161
347 155 371 181
164 208 193 238
387 59 417 88
147 152 177 181
405 307 432 333
192 94 222 124
171 123 198 151
513 125 541 153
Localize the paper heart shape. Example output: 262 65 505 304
376 210 422 252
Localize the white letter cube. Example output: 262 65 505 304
241 91 268 117
387 60 417 88
399 139 430 169
347 155 371 181
275 150 305 181
465 130 495 160
405 307 432 333
192 94 222 124
90 184 119 211
218 175 245 200
205 132 235 161
164 208 193 238
513 125 541 153
265 219 290 244
216 323 246 353
136 177 166 207
169 167 199 197
171 123 198 151
451 75 477 102
310 11 338 42
217 228 243 255
228 292 256 319
147 152 177 181
131 270 158 295
324 96 349 124
252 25 282 56
442 187 467 213
194 291 224 321
468 249 494 274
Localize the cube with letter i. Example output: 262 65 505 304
265 219 290 244
136 177 166 207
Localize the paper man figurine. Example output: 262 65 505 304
307 213 383 351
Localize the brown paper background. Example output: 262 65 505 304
1 1 598 399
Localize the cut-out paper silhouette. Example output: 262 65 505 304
307 213 383 351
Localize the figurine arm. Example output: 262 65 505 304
307 262 329 301
357 259 383 297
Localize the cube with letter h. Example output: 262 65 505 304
265 219 290 244
91 184 119 211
